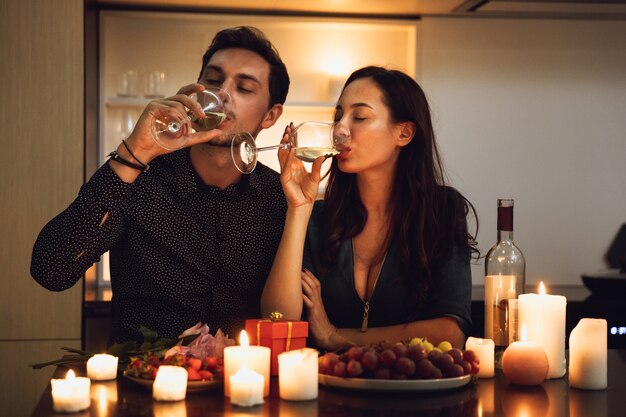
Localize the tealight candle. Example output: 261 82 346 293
224 330 270 397
51 369 91 412
278 348 319 400
153 366 188 401
229 363 264 407
568 318 607 390
465 337 495 378
502 324 549 385
518 281 567 379
87 354 118 381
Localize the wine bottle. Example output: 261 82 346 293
484 199 526 349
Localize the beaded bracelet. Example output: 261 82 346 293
107 150 150 172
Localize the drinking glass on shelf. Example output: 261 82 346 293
230 121 342 174
151 88 229 150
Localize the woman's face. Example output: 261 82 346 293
333 77 405 174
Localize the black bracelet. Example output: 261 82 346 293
107 150 150 172
121 139 148 169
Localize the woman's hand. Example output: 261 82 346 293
278 124 326 209
301 269 350 351
123 83 223 164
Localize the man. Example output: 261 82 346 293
31 27 289 342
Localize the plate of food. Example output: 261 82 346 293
318 339 478 392
319 373 471 392
125 375 222 392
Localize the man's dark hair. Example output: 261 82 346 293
198 26 290 106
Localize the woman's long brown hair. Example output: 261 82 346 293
323 66 479 299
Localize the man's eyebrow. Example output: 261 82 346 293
204 65 261 84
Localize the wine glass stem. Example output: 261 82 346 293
255 143 290 153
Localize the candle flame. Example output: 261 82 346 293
539 281 546 295
521 324 527 342
66 369 76 380
239 330 249 347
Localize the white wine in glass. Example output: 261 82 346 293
230 121 340 174
151 88 227 150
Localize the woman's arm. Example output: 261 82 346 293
260 125 326 319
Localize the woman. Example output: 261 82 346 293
261 66 479 350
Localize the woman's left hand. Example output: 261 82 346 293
301 269 343 350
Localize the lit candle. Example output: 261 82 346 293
51 369 91 412
86 354 118 381
518 281 567 378
278 348 319 400
502 324 549 385
229 363 264 407
568 318 607 390
464 337 495 378
152 365 187 401
224 330 270 397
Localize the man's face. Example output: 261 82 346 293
199 48 278 145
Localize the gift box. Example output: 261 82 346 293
245 318 309 375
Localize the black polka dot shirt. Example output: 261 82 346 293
31 148 286 342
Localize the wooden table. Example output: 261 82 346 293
31 350 626 417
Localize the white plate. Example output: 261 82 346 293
125 375 222 392
319 373 471 392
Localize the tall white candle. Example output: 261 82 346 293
229 363 265 407
87 354 118 381
278 348 319 400
224 330 271 397
152 366 188 401
568 318 607 390
518 281 567 379
51 369 91 412
465 337 495 378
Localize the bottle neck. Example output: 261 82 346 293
498 229 514 242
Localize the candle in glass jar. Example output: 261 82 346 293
51 369 91 412
224 330 270 397
152 366 187 401
87 354 118 381
518 281 566 379
229 363 265 407
568 318 607 390
465 337 495 378
278 348 319 400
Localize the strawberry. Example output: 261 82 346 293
188 357 202 371
198 370 214 381
202 356 219 371
187 367 201 381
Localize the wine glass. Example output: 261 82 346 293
151 88 229 150
230 121 341 174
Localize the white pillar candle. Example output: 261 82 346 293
278 348 319 400
224 330 271 397
518 281 567 379
87 354 118 381
465 337 495 378
229 363 265 407
51 369 91 413
568 318 607 390
152 365 188 401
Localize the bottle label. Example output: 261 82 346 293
484 275 519 346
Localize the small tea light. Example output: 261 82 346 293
278 348 319 400
153 366 188 401
465 337 495 378
224 330 270 397
87 354 118 381
229 363 264 407
51 369 91 412
502 325 549 385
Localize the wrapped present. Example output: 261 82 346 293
245 314 309 375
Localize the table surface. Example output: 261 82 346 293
31 350 626 417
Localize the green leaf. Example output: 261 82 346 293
139 326 159 343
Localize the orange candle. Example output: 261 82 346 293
502 325 549 385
